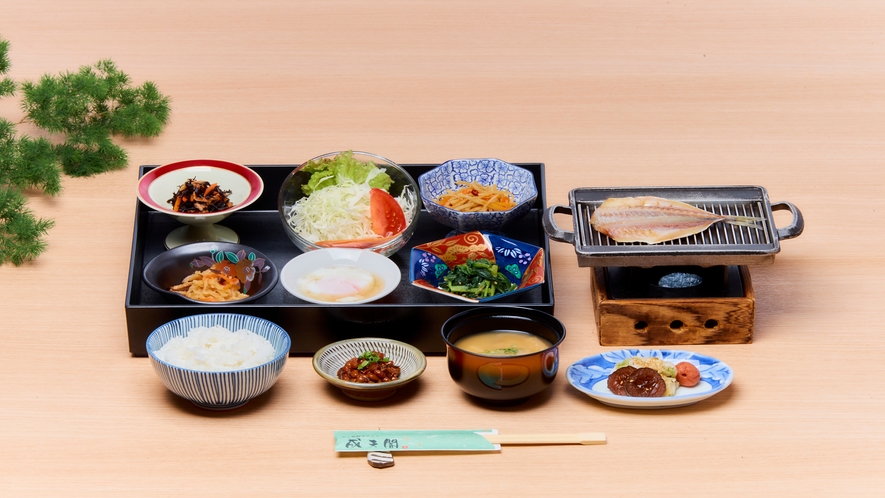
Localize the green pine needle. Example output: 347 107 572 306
55 128 129 177
0 35 170 265
0 38 10 74
0 128 62 196
0 186 55 266
20 58 171 138
0 78 14 98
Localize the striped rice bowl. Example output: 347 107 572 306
147 313 290 410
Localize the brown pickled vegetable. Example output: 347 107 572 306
606 365 637 396
337 351 401 384
624 367 667 397
168 178 233 213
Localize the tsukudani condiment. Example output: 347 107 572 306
168 178 234 213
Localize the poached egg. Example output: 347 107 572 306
296 265 383 303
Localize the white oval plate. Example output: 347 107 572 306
280 248 401 305
567 349 734 409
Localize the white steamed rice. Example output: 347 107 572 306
155 325 276 371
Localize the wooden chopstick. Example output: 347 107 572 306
479 432 606 445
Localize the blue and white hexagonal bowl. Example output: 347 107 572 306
147 313 291 410
418 158 538 232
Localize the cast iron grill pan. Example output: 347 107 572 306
543 185 803 268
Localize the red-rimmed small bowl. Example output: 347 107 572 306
136 159 264 248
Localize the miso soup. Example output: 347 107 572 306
453 330 552 356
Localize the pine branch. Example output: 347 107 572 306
0 37 10 74
0 78 14 98
55 126 128 177
0 119 63 195
20 58 171 142
0 35 170 265
0 38 13 98
0 186 55 266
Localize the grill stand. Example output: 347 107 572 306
543 186 803 346
591 265 754 346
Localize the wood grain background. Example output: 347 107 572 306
1 1 883 495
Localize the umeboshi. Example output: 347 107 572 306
675 362 701 387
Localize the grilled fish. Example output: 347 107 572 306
590 196 761 244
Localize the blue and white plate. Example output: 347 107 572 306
567 349 734 409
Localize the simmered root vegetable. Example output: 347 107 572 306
435 181 516 212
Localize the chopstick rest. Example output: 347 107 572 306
367 451 395 469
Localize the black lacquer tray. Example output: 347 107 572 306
125 163 555 356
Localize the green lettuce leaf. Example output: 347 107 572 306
300 150 393 195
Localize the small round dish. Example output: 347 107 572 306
147 313 290 410
280 248 401 304
567 349 735 409
418 158 537 232
278 151 420 257
410 231 545 303
313 338 426 401
142 242 278 304
136 159 264 248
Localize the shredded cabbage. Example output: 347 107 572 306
285 152 415 242
285 181 415 243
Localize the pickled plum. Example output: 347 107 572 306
675 362 701 387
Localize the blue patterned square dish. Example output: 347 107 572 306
409 231 545 303
567 349 734 409
418 158 538 232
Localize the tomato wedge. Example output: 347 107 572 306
369 188 406 237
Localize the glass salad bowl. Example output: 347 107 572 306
277 151 421 258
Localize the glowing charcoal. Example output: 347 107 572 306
658 272 703 289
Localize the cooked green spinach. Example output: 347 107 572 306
440 258 516 299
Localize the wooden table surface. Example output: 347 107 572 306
2 1 883 496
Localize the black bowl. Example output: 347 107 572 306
142 242 279 304
442 306 566 405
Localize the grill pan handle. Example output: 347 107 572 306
543 205 575 244
771 201 804 240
